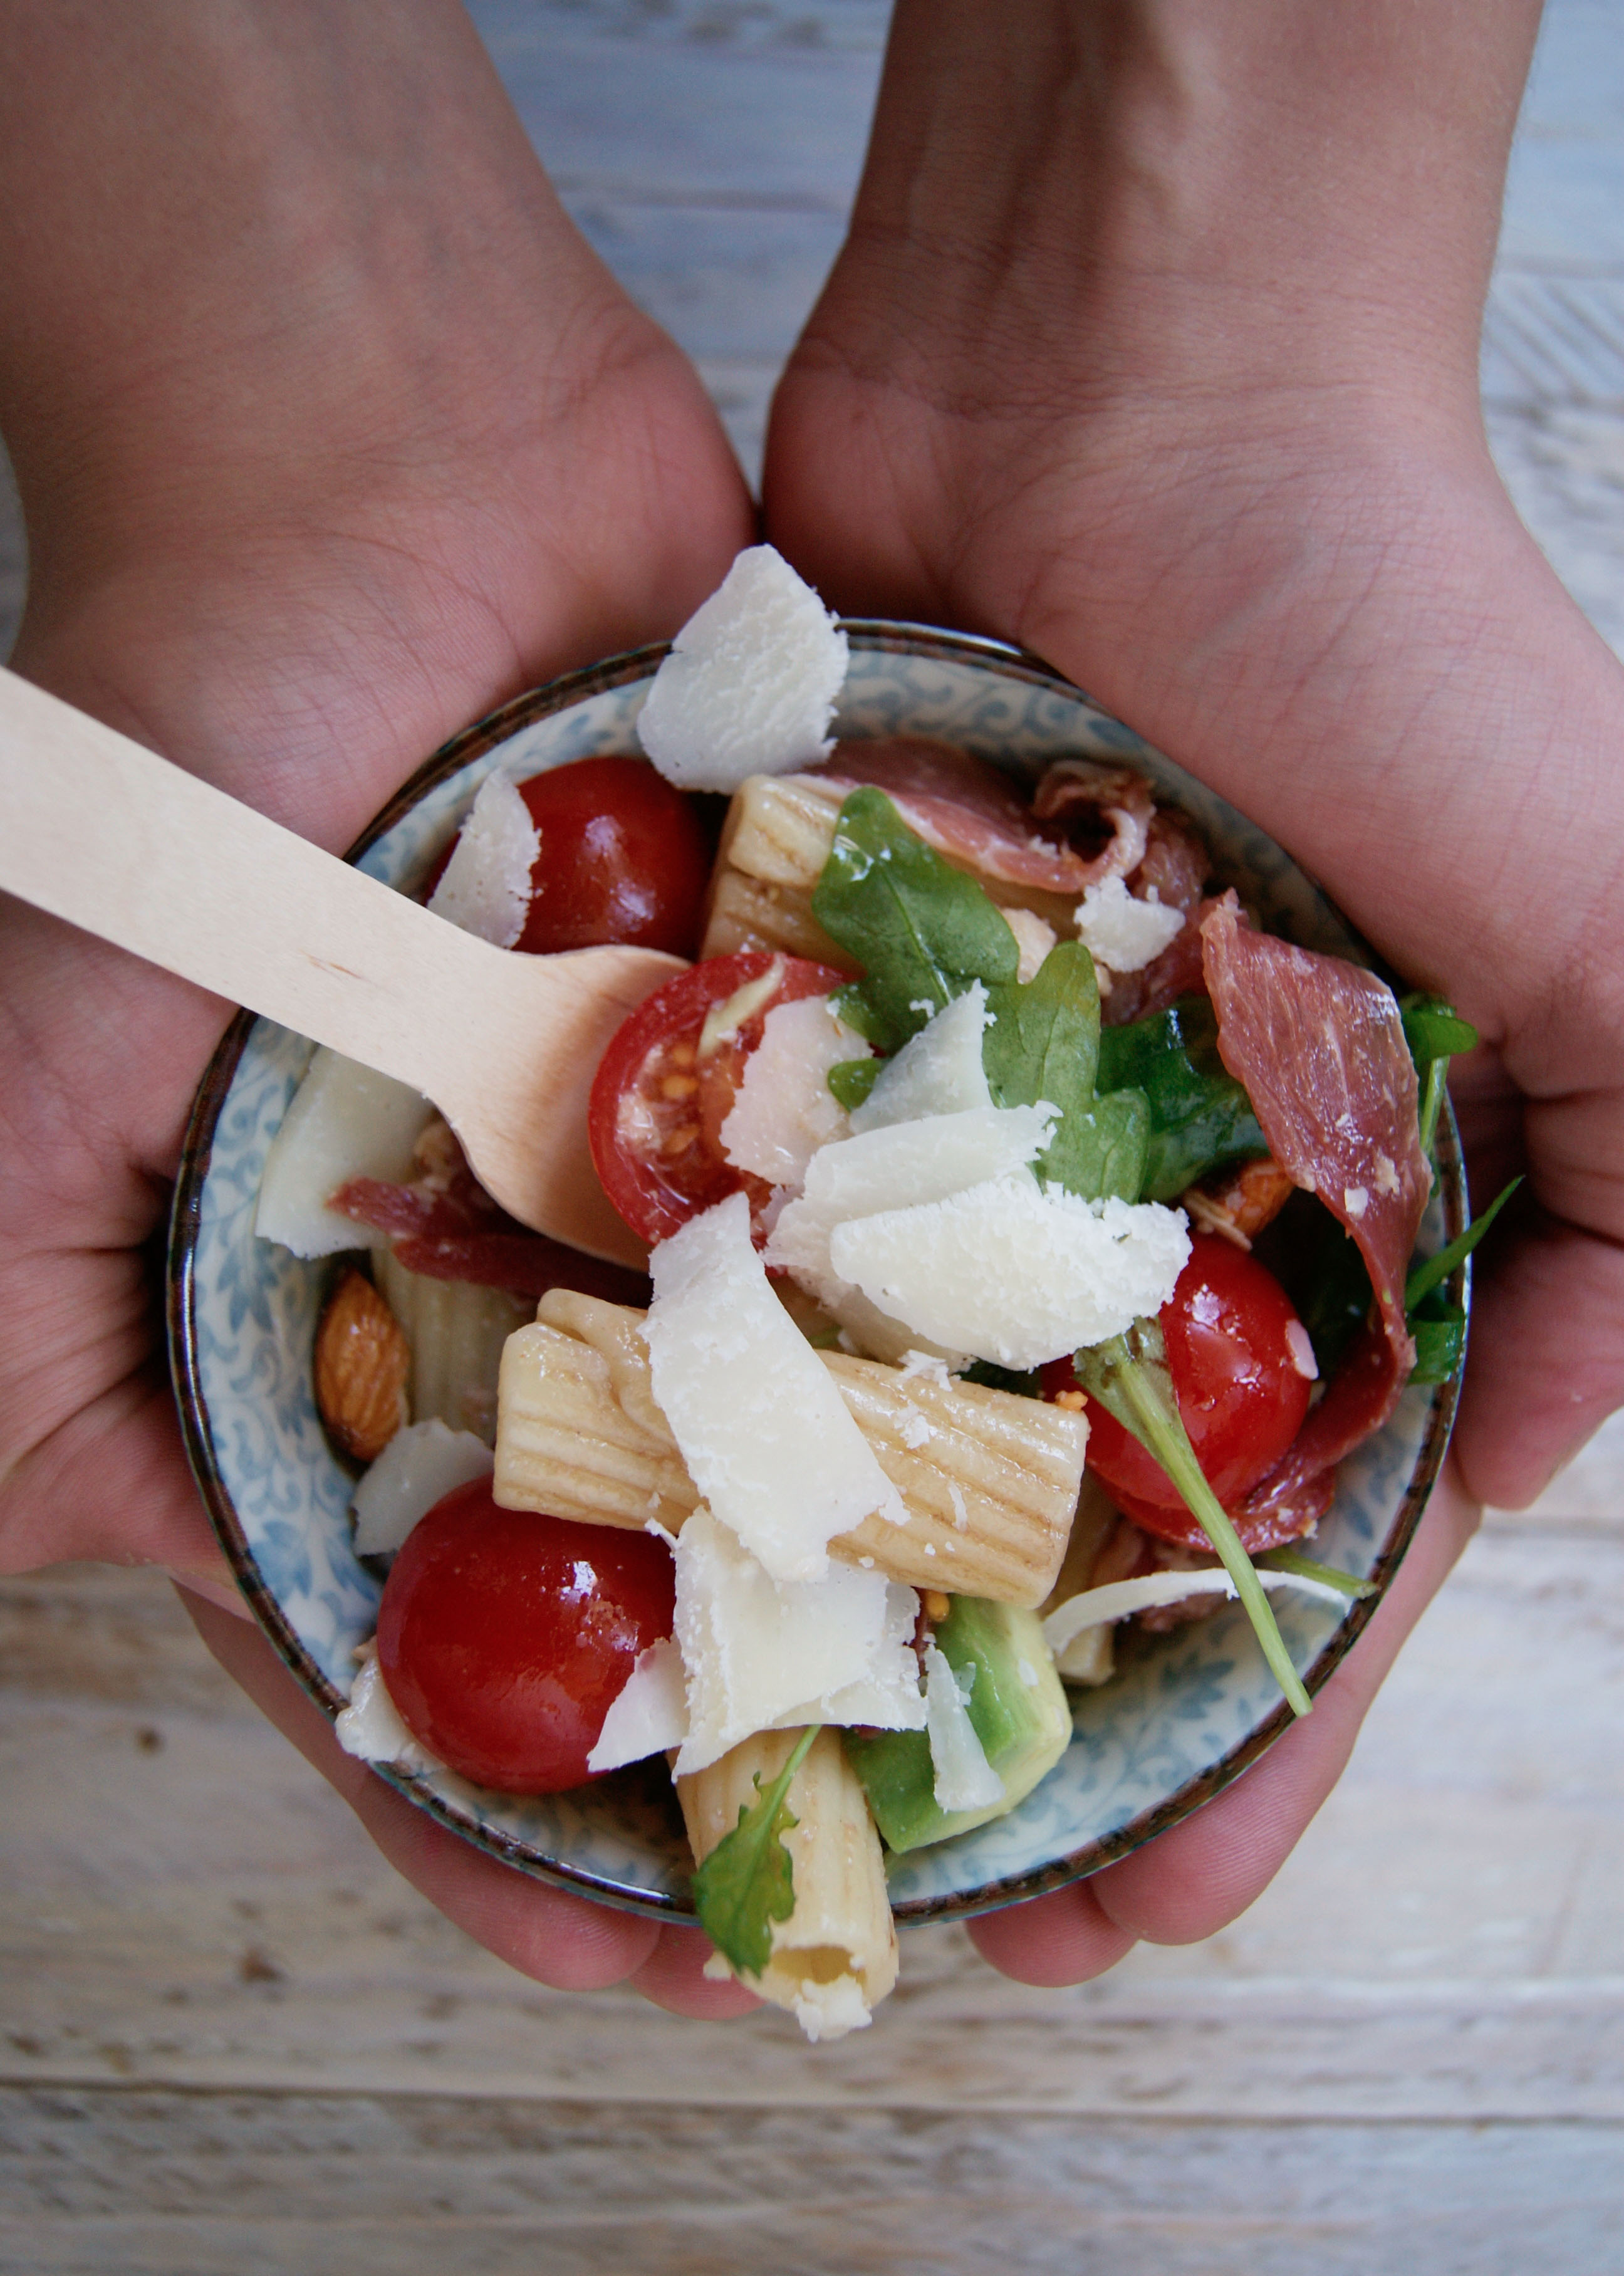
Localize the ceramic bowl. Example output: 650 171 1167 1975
168 624 1467 1924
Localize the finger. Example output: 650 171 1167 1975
182 1589 662 1993
1085 1463 1480 1946
1453 1208 1624 1509
967 1881 1137 1987
628 1927 764 2022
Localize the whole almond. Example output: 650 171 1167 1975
315 1266 410 1464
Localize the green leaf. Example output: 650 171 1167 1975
1400 996 1478 1065
1408 1296 1466 1384
983 940 1102 1116
811 788 1019 1053
1405 1176 1521 1313
827 1057 881 1111
1095 996 1267 1201
982 942 1151 1201
691 1726 820 1980
1071 1321 1312 1718
1044 1086 1152 1203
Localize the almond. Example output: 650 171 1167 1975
315 1266 410 1464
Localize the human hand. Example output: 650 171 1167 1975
0 0 756 2017
764 0 1624 1974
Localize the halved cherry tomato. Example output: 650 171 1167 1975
375 1478 675 1793
514 756 712 957
588 951 850 1246
1046 1231 1314 1550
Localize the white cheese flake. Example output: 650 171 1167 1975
1043 1565 1355 1651
334 1647 439 1773
637 545 848 791
826 1177 1190 1369
671 1509 924 1774
720 994 867 1188
255 1047 434 1259
922 1640 1004 1811
351 1421 493 1555
1345 1185 1370 1218
1286 1320 1320 1381
1004 907 1059 984
848 986 991 1131
427 771 538 948
643 1193 905 1582
586 1638 689 1773
1074 874 1185 974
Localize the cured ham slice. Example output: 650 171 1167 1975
333 1124 648 1306
1200 895 1432 1525
811 739 1146 897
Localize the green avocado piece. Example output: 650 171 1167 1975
843 1597 1072 1854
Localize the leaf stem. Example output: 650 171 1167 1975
1259 1548 1377 1599
1111 1358 1312 1719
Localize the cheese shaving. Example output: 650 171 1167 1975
586 1637 690 1772
427 771 538 948
643 1193 905 1581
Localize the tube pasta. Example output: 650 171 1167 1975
373 1251 531 1448
677 1725 896 2039
494 1290 1087 1606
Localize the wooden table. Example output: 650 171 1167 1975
3 3 1623 2268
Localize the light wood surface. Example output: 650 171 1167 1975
3 1 1623 2268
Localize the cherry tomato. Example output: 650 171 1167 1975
375 1478 675 1793
514 756 712 958
1049 1233 1314 1550
588 950 850 1246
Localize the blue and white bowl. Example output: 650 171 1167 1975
168 624 1467 1923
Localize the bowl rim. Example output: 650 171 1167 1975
167 621 1468 1925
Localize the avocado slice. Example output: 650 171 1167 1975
843 1596 1072 1854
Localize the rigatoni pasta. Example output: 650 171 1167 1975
494 1288 1088 1607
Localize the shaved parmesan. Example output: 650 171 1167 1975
643 1193 905 1581
586 1637 689 1772
828 1177 1190 1368
637 545 849 791
334 1646 439 1772
1043 1564 1354 1653
922 1640 1004 1811
351 1420 493 1555
671 1508 924 1773
427 771 538 948
849 985 991 1132
1075 875 1185 974
255 1047 434 1259
1004 907 1058 983
721 994 867 1188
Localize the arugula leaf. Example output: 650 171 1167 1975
1405 1176 1521 1312
982 941 1150 1201
1408 1292 1466 1384
692 1725 821 1979
1095 996 1267 1202
1071 1320 1312 1718
827 1057 881 1112
1400 995 1477 1158
984 939 1101 1110
1400 996 1478 1065
811 788 1019 1053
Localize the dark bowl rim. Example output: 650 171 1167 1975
167 621 1469 1927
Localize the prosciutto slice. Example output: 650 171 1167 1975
332 1127 648 1307
1201 895 1432 1516
811 739 1145 896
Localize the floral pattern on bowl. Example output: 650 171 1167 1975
169 624 1467 1923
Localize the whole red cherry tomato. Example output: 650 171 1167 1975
1048 1232 1314 1550
588 950 850 1246
375 1478 675 1793
514 756 711 957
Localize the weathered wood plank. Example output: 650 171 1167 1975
2 2088 1620 2276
